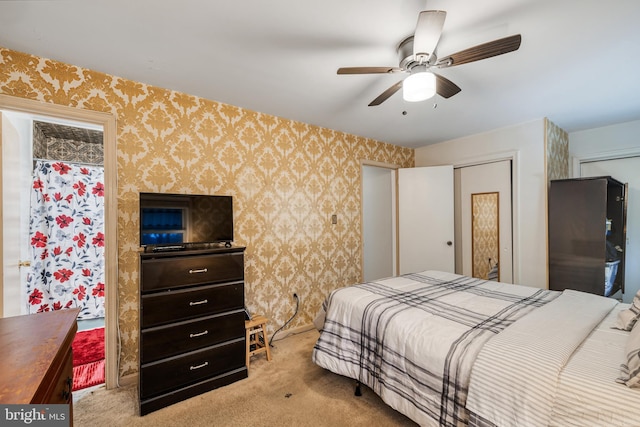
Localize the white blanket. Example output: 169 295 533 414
550 303 640 427
312 271 559 427
465 290 617 427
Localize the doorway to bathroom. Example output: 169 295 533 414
0 94 118 389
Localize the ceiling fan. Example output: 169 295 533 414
338 10 522 106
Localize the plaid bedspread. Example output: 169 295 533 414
312 271 559 427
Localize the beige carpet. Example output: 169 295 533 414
73 329 417 426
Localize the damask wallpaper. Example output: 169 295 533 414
0 47 414 376
545 118 569 181
471 192 499 281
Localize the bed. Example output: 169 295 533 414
311 270 640 427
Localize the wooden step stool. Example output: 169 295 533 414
245 314 272 370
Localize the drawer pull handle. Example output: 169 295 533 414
190 361 209 370
188 268 208 274
61 376 72 401
190 330 209 338
189 299 208 306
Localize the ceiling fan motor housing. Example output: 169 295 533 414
398 36 437 72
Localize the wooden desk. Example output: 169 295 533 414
0 308 79 419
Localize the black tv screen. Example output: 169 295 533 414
140 193 233 248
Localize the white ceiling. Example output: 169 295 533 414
1 0 639 149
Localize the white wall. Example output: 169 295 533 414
362 165 395 281
415 119 547 288
570 119 640 161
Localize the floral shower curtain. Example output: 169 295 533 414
26 160 105 320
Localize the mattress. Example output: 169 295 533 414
313 270 640 426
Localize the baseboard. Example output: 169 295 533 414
109 372 137 389
272 323 316 341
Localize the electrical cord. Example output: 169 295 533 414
268 293 299 347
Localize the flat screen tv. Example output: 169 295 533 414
140 192 233 250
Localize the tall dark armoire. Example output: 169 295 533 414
548 176 627 297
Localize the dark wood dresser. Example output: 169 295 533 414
548 177 627 297
0 308 79 421
139 246 247 415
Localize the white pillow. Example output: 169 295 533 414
618 321 640 388
614 291 640 331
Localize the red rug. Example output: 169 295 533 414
72 327 105 391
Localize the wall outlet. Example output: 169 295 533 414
331 214 337 225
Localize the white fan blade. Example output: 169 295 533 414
413 10 446 62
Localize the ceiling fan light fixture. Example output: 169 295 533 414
403 71 436 102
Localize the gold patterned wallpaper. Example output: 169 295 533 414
0 47 414 376
545 118 569 181
471 192 499 281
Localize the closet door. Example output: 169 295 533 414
458 160 513 283
398 165 454 274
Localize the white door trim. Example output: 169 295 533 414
571 147 640 178
0 94 119 389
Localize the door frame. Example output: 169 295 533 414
0 94 118 389
360 160 400 280
571 147 640 176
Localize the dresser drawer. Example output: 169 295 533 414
141 282 244 328
140 338 246 399
141 310 245 364
141 252 244 292
47 346 74 404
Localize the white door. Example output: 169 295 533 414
457 160 513 283
362 165 396 281
581 158 640 303
1 112 32 317
398 165 455 274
